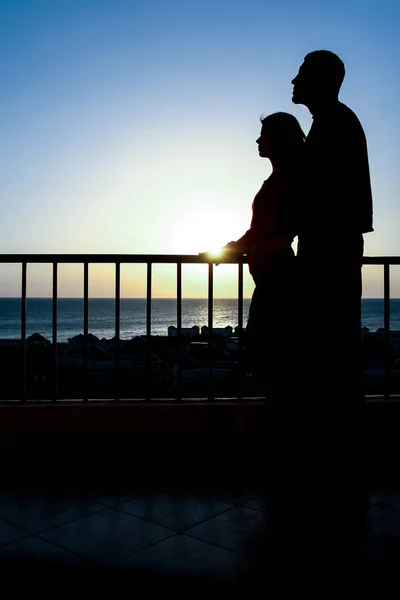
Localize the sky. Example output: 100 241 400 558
1 0 399 298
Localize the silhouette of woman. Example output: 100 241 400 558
221 112 305 398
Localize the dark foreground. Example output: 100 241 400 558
1 424 400 593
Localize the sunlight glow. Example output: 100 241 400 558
208 246 224 258
169 204 245 255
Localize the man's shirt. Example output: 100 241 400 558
298 101 373 260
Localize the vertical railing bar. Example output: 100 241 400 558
83 262 89 402
383 262 391 398
208 262 214 401
146 262 152 401
115 262 121 402
237 259 244 402
52 262 58 402
21 262 27 403
176 261 182 402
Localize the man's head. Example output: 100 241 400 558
291 50 345 108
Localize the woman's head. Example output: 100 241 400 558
256 112 305 161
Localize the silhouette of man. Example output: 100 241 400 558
292 50 373 396
289 50 373 571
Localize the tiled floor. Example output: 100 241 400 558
0 481 264 588
1 428 400 591
1 479 400 590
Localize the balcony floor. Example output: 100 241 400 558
1 435 400 593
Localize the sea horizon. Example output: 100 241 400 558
1 297 400 343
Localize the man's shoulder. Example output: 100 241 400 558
335 102 365 132
312 101 366 145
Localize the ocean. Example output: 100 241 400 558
0 298 399 343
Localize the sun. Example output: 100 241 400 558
168 205 245 255
207 246 224 258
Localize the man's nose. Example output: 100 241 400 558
291 76 297 85
256 137 260 144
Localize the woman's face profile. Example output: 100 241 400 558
256 126 275 158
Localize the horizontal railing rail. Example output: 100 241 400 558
0 254 398 403
1 254 400 264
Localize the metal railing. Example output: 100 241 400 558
0 254 244 403
363 256 400 399
0 254 398 403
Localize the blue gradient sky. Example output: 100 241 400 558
1 0 399 297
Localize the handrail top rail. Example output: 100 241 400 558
0 254 399 265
